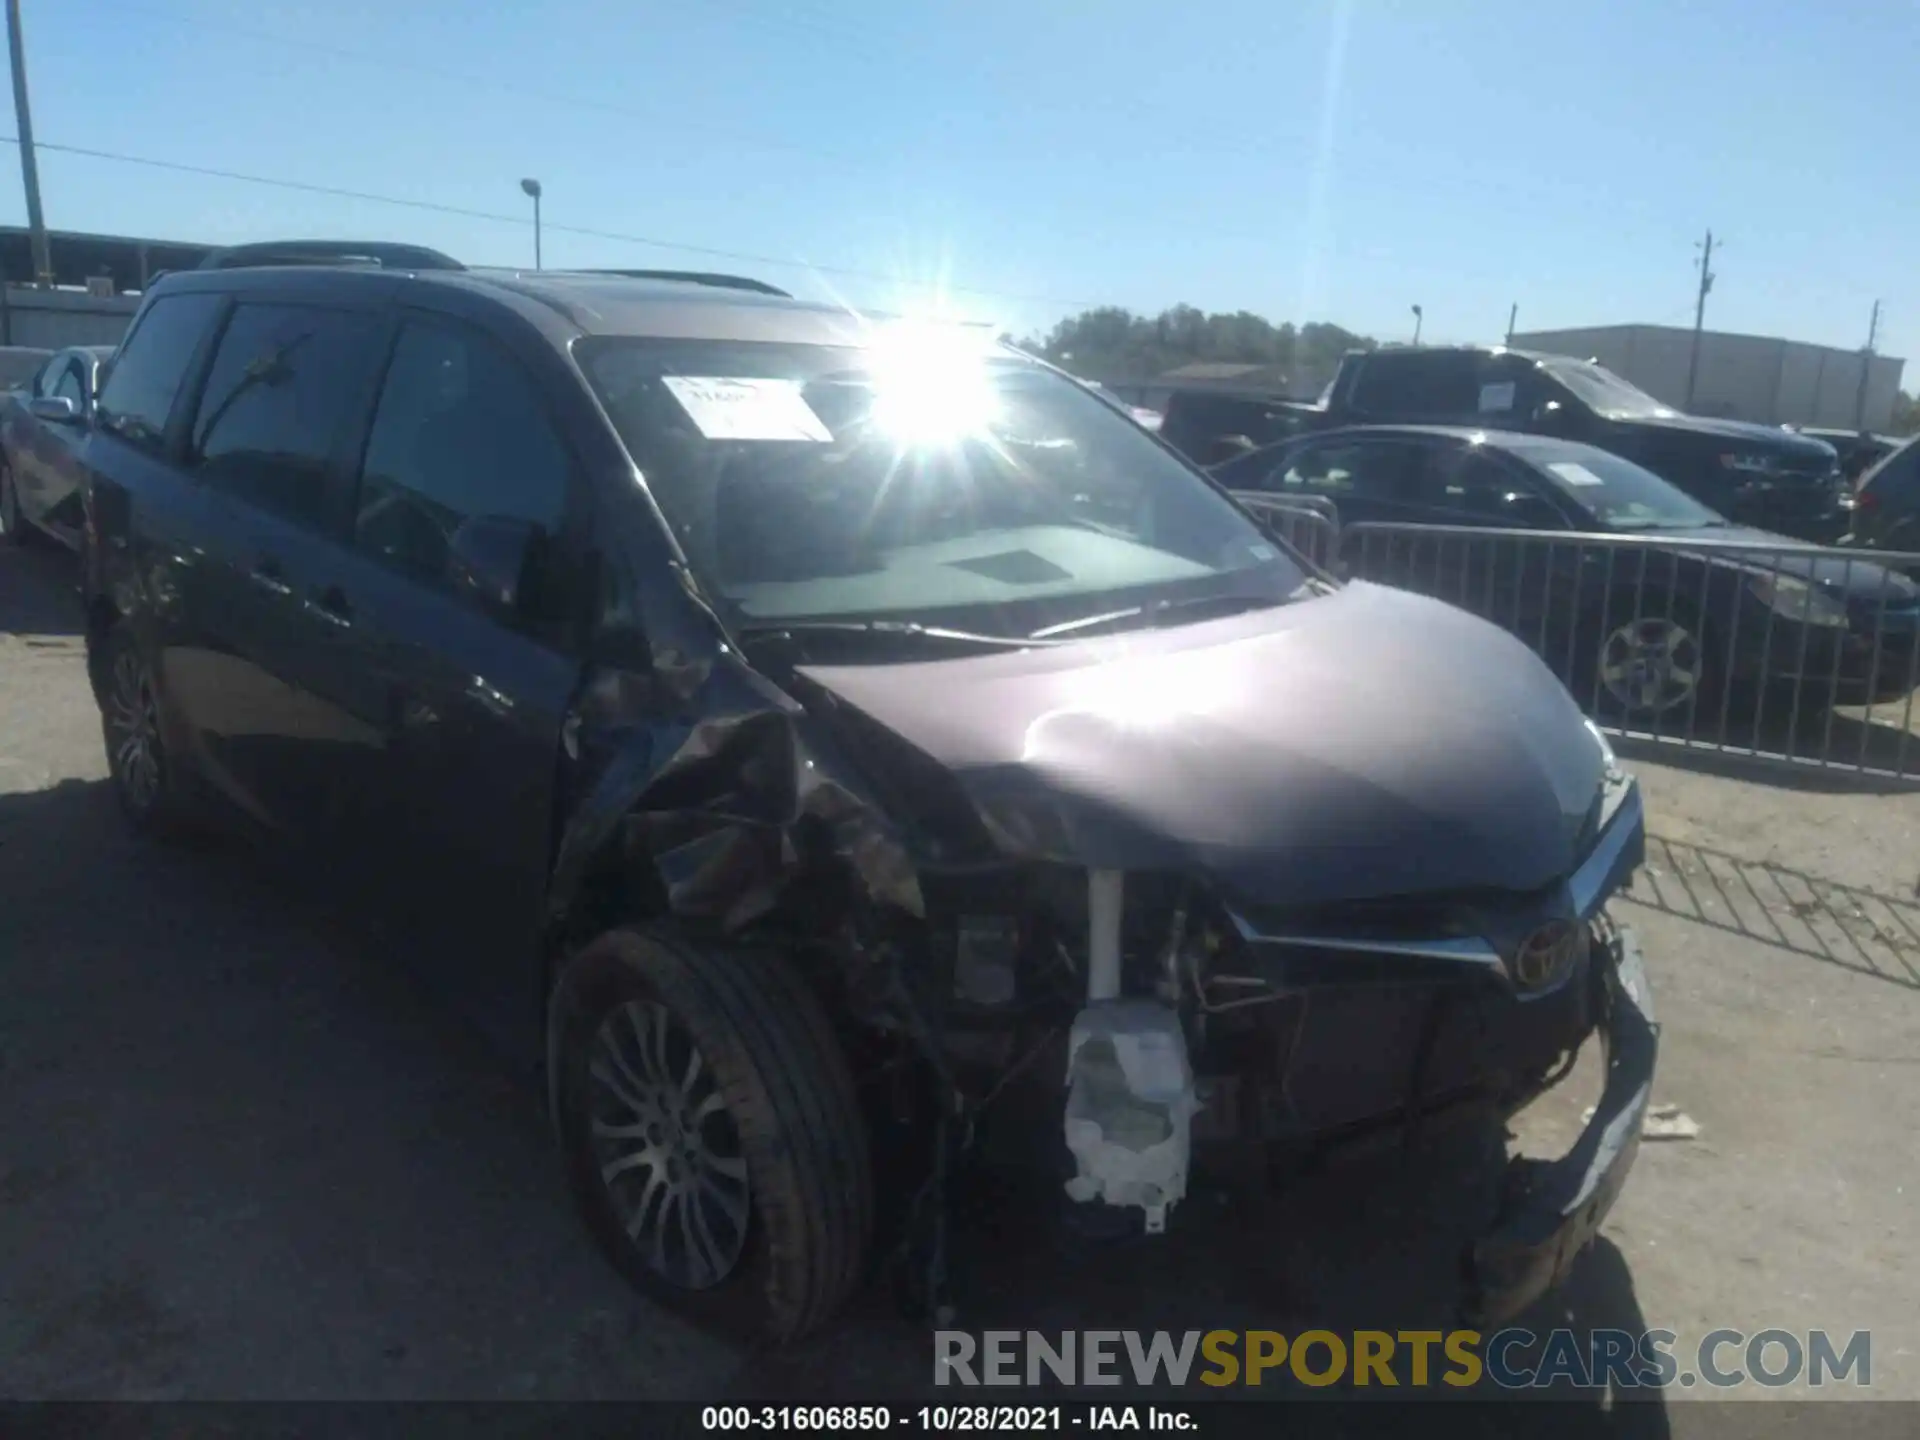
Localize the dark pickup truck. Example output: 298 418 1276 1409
1236 346 1850 543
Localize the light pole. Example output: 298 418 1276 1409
519 177 543 270
1410 305 1423 345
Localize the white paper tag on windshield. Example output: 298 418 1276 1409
662 376 833 441
1548 460 1605 487
1477 381 1516 412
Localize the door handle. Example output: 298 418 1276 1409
304 583 353 629
398 696 439 731
249 558 293 597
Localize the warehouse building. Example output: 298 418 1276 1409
1509 323 1905 432
0 224 217 350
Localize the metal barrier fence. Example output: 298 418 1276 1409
1230 495 1920 782
1233 492 1342 569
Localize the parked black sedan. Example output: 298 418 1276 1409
0 344 115 549
1843 432 1920 556
1215 425 1920 721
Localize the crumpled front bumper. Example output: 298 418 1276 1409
1464 921 1658 1327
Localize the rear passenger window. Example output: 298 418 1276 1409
95 293 225 452
189 303 386 529
352 321 571 586
1350 354 1481 416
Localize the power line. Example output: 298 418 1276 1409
104 0 1270 183
0 134 1108 309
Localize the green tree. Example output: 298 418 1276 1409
1019 305 1373 395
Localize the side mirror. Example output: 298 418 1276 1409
447 514 543 620
1530 399 1570 430
28 395 81 426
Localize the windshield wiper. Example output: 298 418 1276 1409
1028 592 1278 640
733 618 1056 650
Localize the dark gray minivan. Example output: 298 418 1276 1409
78 252 1655 1340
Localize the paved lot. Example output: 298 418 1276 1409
3 538 1918 1414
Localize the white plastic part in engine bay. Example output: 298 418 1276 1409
1062 999 1198 1233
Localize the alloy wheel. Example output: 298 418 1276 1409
1598 617 1702 716
586 999 751 1291
105 649 164 812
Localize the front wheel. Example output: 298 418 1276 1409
549 926 873 1343
1578 601 1721 725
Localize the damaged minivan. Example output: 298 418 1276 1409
80 258 1655 1343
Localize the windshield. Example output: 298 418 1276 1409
578 331 1305 637
1530 446 1726 529
1540 359 1678 420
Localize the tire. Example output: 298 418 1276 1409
549 925 873 1344
1575 595 1721 726
96 626 196 836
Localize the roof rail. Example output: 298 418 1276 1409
565 268 790 297
198 241 466 272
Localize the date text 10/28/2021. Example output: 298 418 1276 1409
701 1406 1196 1432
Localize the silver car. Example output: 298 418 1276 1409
0 344 115 549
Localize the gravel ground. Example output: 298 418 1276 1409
3 538 1916 1419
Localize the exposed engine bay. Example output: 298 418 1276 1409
551 576 1655 1326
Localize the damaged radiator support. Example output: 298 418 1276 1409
1061 870 1199 1234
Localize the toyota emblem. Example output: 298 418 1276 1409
1512 920 1579 990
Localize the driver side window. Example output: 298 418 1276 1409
352 321 571 587
1280 439 1420 501
1423 448 1564 525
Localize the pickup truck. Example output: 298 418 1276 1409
1233 346 1850 542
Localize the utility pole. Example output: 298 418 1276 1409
1505 303 1518 345
520 178 543 270
1683 228 1715 411
1853 299 1881 432
6 0 51 286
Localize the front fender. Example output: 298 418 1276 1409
546 655 925 951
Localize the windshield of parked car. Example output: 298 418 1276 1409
1539 359 1679 420
578 329 1307 637
1527 444 1726 529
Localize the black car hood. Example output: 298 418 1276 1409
1619 412 1837 464
799 583 1609 909
1659 524 1920 600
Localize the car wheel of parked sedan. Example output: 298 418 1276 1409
549 925 873 1343
98 629 196 835
1583 601 1719 724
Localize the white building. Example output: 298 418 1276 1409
1508 323 1905 431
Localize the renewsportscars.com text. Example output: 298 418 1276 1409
933 1328 1871 1390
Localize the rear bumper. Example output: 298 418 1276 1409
1464 922 1657 1327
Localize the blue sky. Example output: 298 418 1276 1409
11 0 1918 370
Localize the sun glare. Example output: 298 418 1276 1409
865 319 1001 446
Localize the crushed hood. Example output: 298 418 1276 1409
800 582 1609 909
